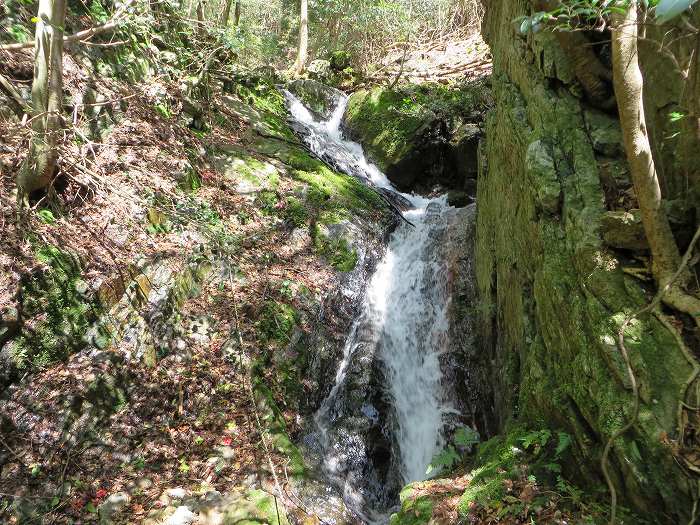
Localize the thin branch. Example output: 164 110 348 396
0 0 136 52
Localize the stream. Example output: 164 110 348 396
285 91 466 524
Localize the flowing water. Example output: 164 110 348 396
285 91 461 523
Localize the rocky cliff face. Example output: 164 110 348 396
477 1 699 520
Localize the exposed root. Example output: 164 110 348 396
602 225 700 525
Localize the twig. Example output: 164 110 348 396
228 272 288 514
0 433 28 465
0 0 137 51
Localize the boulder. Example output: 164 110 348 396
342 85 486 194
287 79 344 121
99 492 130 524
329 50 351 70
342 87 442 192
448 122 481 183
600 210 648 250
307 59 332 83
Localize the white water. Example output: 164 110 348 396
285 91 455 521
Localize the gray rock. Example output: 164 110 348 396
525 140 561 214
585 109 623 157
308 59 332 83
287 79 344 121
164 505 197 525
600 210 648 250
166 487 187 499
99 492 130 523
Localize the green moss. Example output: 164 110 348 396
389 494 434 525
314 234 357 272
344 81 491 172
221 488 290 525
234 81 297 142
257 301 298 344
283 196 309 227
344 87 431 171
250 379 307 480
12 244 98 370
475 45 694 517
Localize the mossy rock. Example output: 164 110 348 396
287 79 344 121
220 488 290 525
389 490 434 525
343 83 488 193
477 3 698 518
5 244 99 375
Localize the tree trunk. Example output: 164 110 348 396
293 0 308 76
220 0 233 26
17 0 66 200
196 1 205 37
612 2 700 325
234 0 241 26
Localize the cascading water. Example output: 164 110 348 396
285 90 462 523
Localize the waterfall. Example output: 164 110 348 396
285 90 459 523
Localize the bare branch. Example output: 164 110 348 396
0 0 136 52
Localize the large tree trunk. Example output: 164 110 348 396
293 0 308 76
17 0 66 201
612 2 700 325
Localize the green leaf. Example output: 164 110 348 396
555 432 572 456
544 462 562 473
426 446 460 475
655 0 698 23
520 17 532 34
37 209 55 224
454 427 480 447
669 111 685 122
86 501 97 513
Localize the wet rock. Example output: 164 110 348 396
343 85 488 194
447 190 473 208
287 79 344 121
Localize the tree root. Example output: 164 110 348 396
602 225 700 524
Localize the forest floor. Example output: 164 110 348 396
0 43 374 524
0 21 596 525
369 31 492 85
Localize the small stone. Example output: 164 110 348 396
165 506 197 525
166 487 187 499
136 477 153 490
216 446 235 460
98 492 130 522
